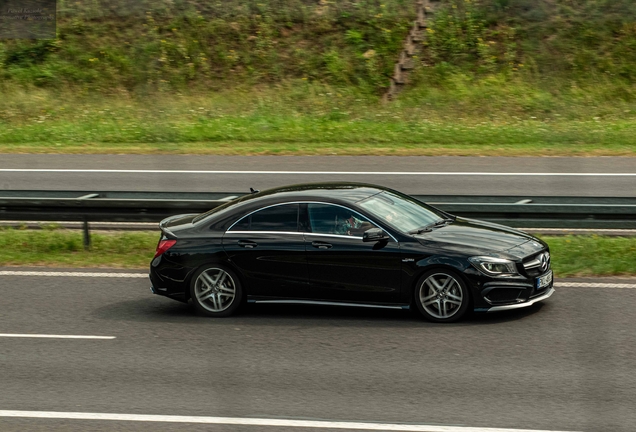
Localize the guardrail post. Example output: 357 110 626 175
76 193 99 250
82 217 91 250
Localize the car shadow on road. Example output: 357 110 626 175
93 296 546 328
93 297 195 323
236 302 546 328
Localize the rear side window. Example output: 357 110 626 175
229 204 299 232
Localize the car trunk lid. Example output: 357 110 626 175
158 213 198 239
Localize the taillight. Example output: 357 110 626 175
154 239 177 258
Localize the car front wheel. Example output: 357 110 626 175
414 270 470 323
190 265 243 317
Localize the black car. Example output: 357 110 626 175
149 183 554 323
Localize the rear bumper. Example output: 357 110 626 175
149 272 164 294
148 271 188 303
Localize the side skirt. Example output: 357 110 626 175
247 298 410 310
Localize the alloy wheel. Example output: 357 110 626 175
419 273 464 319
194 268 236 313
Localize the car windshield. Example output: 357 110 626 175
357 191 446 234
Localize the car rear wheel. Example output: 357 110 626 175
190 265 242 317
414 270 470 323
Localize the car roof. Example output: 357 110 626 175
249 182 387 204
196 182 393 228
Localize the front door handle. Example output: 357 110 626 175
312 241 332 250
238 240 257 249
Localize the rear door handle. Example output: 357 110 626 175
312 241 332 250
238 240 257 249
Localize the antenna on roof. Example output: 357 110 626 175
250 187 260 194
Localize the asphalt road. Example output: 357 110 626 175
1 271 635 431
1 155 635 196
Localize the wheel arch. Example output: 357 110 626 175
409 264 474 305
410 264 474 322
183 258 248 303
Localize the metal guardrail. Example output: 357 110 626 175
1 190 635 248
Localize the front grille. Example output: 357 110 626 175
523 251 551 277
485 288 523 304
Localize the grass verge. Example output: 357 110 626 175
1 89 635 156
0 228 156 269
543 235 636 278
2 1 636 157
0 228 634 277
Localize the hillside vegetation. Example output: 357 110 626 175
1 0 414 92
1 0 635 155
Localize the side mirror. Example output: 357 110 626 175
363 227 389 243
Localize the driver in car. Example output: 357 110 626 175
335 214 371 236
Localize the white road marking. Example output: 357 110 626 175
0 334 115 339
0 221 157 225
0 169 634 176
0 411 579 432
556 282 636 289
0 271 635 288
523 228 636 233
0 271 146 278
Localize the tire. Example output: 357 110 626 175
190 264 243 317
414 269 470 323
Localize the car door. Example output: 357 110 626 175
222 203 309 299
303 203 402 304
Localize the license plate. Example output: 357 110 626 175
536 270 553 289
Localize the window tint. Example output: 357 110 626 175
357 191 444 233
308 203 373 237
230 204 299 232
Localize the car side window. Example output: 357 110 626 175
307 203 373 237
229 204 299 232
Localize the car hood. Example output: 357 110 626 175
414 217 543 258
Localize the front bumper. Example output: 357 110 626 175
469 267 555 312
481 287 555 312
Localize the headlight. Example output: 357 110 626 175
468 256 519 277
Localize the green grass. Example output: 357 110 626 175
1 228 635 277
0 88 634 156
1 0 636 155
0 228 156 268
541 235 636 278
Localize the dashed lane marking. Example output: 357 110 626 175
0 411 580 432
0 271 147 278
0 334 115 339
